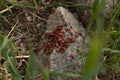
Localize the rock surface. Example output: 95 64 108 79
37 6 89 80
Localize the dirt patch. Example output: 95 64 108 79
0 7 50 54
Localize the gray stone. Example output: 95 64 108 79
38 6 89 80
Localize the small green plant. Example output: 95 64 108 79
0 34 50 80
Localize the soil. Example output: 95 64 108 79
0 5 50 80
0 7 49 53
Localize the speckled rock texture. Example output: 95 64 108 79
37 6 89 80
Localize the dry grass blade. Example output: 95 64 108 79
7 23 17 38
95 75 99 80
14 55 29 59
30 12 48 23
0 67 12 80
0 5 15 14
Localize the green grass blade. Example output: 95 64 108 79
82 34 105 80
33 0 38 10
50 71 81 78
87 0 102 32
48 2 91 10
7 58 22 80
67 4 92 10
9 1 34 8
33 53 50 80
0 34 8 51
25 51 37 80
0 14 10 24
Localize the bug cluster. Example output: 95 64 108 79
41 25 81 54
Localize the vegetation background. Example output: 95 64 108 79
0 0 120 80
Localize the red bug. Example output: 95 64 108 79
50 8 56 14
57 25 63 30
67 37 75 43
65 28 71 32
74 31 81 36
